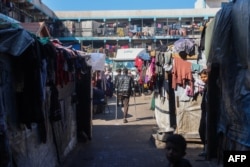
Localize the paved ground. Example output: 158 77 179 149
61 94 219 167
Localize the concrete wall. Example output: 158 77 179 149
54 8 220 20
30 0 57 19
195 0 229 9
195 0 205 8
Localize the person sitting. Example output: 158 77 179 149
92 78 105 114
105 70 113 98
165 134 192 167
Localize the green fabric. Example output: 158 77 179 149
150 95 155 111
38 37 50 45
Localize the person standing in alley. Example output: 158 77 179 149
114 68 122 106
165 134 192 167
198 69 208 157
116 68 134 123
104 70 113 98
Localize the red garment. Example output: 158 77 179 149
172 57 192 90
121 45 129 49
55 50 69 87
135 57 143 72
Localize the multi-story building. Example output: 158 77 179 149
0 0 55 22
1 0 230 55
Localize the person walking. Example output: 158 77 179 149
116 68 134 123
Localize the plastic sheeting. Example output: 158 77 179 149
88 53 106 71
0 28 34 56
207 0 250 147
138 52 150 60
207 3 232 67
154 95 171 130
175 94 202 138
0 13 20 24
114 48 146 60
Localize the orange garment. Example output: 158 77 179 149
172 56 192 90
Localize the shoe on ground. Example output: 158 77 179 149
123 119 128 123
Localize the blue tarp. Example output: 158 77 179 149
105 57 112 64
0 28 34 56
138 52 150 60
207 0 250 147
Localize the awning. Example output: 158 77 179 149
113 48 146 60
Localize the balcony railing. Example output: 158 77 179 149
49 23 202 39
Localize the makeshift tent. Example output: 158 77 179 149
205 0 250 161
0 25 92 167
152 39 205 140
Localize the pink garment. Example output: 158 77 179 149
105 44 109 49
144 75 149 83
146 58 155 81
172 57 192 90
150 57 156 74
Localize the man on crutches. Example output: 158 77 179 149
116 68 134 123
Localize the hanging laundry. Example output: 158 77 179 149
172 56 192 90
163 51 173 72
116 28 124 37
134 57 143 72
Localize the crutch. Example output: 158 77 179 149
115 90 118 120
133 89 138 120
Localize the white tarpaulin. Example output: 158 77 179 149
88 53 106 71
175 94 202 138
154 95 171 130
114 48 146 60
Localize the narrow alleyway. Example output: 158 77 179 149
60 94 218 167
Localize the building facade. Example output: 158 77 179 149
0 0 229 54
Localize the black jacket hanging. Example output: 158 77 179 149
49 83 62 122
